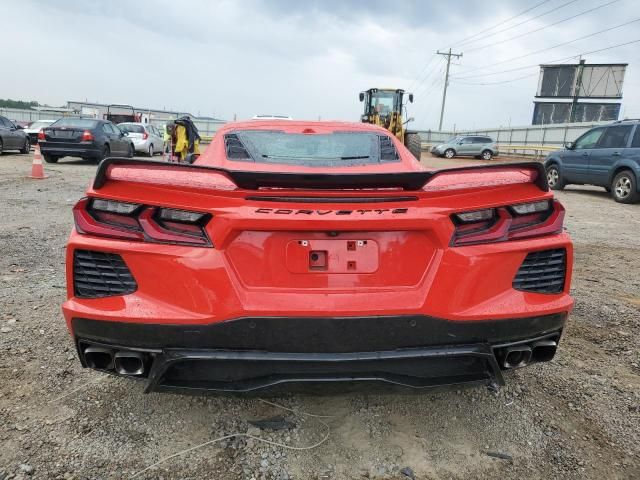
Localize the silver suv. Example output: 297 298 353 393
430 135 498 160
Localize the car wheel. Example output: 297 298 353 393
444 148 455 159
128 144 135 158
0 139 3 155
611 170 639 204
546 164 565 190
481 149 493 160
20 138 30 154
43 154 59 163
100 145 110 162
148 144 154 157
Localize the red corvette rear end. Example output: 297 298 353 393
62 121 573 393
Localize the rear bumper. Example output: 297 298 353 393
71 313 566 393
39 142 101 158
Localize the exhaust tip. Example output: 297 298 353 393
503 346 532 369
532 340 557 363
114 351 146 376
84 346 114 370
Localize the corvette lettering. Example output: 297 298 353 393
255 208 409 215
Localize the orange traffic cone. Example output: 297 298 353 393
29 144 48 179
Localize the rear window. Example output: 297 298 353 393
226 131 398 166
51 118 98 129
119 123 145 134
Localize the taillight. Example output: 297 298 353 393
81 130 95 142
73 198 212 247
142 132 149 140
37 129 45 141
451 200 564 246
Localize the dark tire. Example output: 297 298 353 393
43 154 59 163
98 145 110 164
404 133 422 160
546 164 565 190
481 149 493 161
20 138 30 154
611 170 639 204
148 144 154 157
0 139 3 155
444 148 455 159
128 143 135 158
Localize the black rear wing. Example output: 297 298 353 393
93 158 548 192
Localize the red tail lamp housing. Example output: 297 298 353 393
81 130 95 142
73 198 212 246
37 129 45 141
451 200 564 246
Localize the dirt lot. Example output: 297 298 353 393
1 151 639 480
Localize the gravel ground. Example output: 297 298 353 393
0 151 638 480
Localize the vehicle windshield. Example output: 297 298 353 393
118 124 145 133
233 131 397 166
28 120 54 129
370 92 395 116
51 118 98 129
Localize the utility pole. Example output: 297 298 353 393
437 48 463 131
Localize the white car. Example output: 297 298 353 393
117 122 163 156
24 119 56 148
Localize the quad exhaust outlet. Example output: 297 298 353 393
82 344 147 376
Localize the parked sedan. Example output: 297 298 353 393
39 118 134 163
23 119 56 147
0 115 30 154
117 122 163 156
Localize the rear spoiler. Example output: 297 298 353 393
93 158 548 192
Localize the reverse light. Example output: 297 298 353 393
81 130 95 142
37 129 45 141
451 200 564 246
73 198 212 246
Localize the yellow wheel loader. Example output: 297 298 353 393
359 88 422 160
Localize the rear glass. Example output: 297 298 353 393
231 131 396 166
51 118 98 129
119 124 145 133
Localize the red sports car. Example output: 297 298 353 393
62 120 573 393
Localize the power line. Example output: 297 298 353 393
452 38 640 80
465 0 621 53
453 0 580 48
456 17 640 76
413 57 447 96
408 54 437 91
445 0 554 48
453 72 540 86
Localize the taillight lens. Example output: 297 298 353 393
81 130 94 142
37 129 45 141
142 132 149 140
73 198 212 247
451 200 564 246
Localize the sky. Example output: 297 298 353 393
2 0 639 130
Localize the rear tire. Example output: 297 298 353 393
99 145 110 163
148 144 154 157
128 143 135 158
481 149 493 160
0 139 3 155
43 154 59 163
546 164 565 190
444 148 455 159
611 170 639 204
20 138 30 154
404 133 422 161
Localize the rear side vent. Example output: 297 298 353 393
379 135 399 162
225 134 251 160
513 248 566 294
73 250 137 298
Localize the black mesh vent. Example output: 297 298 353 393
379 135 399 161
225 134 251 160
73 250 137 298
513 249 566 294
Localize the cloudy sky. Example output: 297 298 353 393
3 0 639 129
